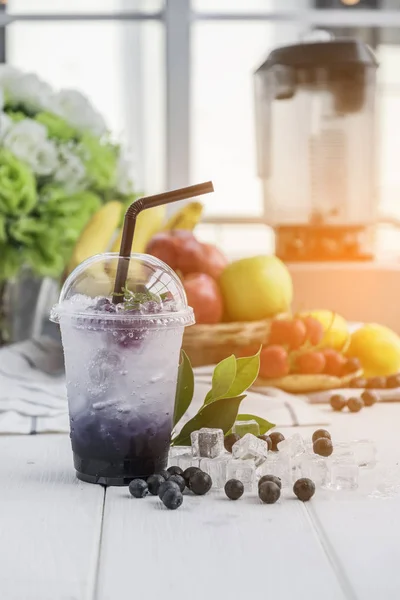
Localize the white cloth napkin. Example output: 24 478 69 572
0 339 332 435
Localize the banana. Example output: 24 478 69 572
67 201 123 275
161 201 203 232
111 204 166 255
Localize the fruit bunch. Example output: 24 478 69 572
255 315 360 380
146 229 228 325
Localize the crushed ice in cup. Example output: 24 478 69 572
226 459 255 492
328 459 359 491
200 456 230 489
191 428 224 459
277 433 305 458
233 419 260 437
232 433 269 466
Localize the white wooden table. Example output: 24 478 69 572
2 403 400 600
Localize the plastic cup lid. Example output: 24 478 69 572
50 252 195 329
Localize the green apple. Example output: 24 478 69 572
219 255 293 322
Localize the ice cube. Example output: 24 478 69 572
277 434 306 458
232 433 268 466
300 454 328 487
257 452 293 487
350 439 377 468
226 459 255 492
328 459 359 491
176 453 201 471
200 456 230 489
168 446 190 466
191 428 224 458
233 419 260 437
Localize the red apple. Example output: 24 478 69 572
200 242 228 279
145 231 182 271
146 230 228 280
183 273 224 324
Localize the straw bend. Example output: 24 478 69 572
112 181 214 303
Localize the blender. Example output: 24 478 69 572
254 38 378 262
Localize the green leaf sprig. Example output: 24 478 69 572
172 347 275 446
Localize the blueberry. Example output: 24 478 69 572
143 300 162 314
189 471 212 495
168 474 186 493
312 429 331 443
330 394 347 411
269 432 285 451
224 479 244 500
103 303 117 313
293 477 315 501
313 437 333 457
157 470 171 481
361 390 379 407
182 466 201 487
258 474 282 489
94 297 111 310
224 433 240 453
147 474 165 495
258 434 272 451
167 465 184 477
258 481 280 504
129 479 148 498
158 480 180 500
347 396 364 413
162 488 183 510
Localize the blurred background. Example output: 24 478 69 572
2 0 400 342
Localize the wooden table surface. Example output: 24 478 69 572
1 402 400 600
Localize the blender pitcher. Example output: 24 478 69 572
254 38 378 261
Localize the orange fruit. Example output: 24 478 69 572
297 351 326 375
259 345 290 379
269 318 307 350
301 315 324 346
322 349 346 377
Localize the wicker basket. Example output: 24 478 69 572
182 319 275 367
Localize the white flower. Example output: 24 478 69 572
0 112 12 141
116 154 134 195
52 89 107 136
3 118 58 176
54 145 87 193
0 67 54 113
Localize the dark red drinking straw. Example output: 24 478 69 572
112 181 214 303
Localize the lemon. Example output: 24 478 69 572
346 323 400 378
298 309 349 351
219 255 293 322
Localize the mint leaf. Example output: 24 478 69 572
173 350 194 427
204 349 260 405
172 395 245 446
226 349 261 397
236 414 275 435
203 354 236 405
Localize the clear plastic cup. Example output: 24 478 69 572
51 252 195 485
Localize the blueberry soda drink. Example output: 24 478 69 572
51 253 195 485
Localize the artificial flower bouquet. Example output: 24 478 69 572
0 65 136 281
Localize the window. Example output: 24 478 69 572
3 0 400 257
